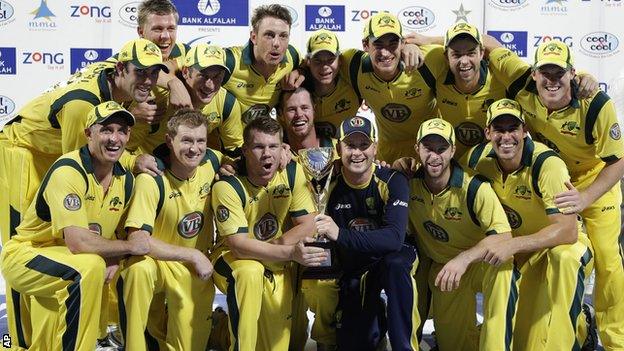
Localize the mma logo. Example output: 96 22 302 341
456 122 484 146
502 204 522 229
381 103 411 122
178 211 204 238
423 220 449 242
254 213 278 241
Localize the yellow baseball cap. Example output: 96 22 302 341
486 98 524 126
118 38 169 73
444 22 483 48
534 40 574 69
86 101 135 128
184 44 230 72
307 29 340 58
417 118 455 145
362 12 402 41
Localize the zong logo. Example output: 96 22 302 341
22 51 64 64
70 5 111 18
580 32 619 57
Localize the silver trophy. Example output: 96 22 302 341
298 147 336 270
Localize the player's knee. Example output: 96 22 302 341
79 253 106 283
231 260 265 282
381 245 415 272
123 256 157 279
548 246 583 271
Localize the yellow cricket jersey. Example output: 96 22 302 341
211 161 315 271
489 48 624 184
3 64 114 156
339 46 446 162
425 46 507 158
308 75 361 139
223 42 302 124
126 87 243 157
465 138 588 246
10 146 134 246
124 148 222 253
408 161 511 264
103 42 190 72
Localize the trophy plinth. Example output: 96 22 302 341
298 147 340 279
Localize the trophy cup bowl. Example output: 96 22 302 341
298 147 338 275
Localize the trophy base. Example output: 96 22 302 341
302 241 340 279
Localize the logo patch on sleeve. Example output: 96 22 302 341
63 194 81 211
216 205 230 222
610 123 621 140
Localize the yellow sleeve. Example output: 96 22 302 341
212 179 248 236
289 163 316 217
125 173 160 233
488 47 531 88
536 155 571 214
473 180 512 235
58 99 94 153
421 44 448 79
46 166 89 237
338 48 361 86
592 97 624 161
214 91 244 152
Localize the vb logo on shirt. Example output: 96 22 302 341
178 211 204 238
254 213 278 241
502 205 522 229
423 220 449 242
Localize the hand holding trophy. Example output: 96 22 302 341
298 146 339 277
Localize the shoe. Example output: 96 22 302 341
581 303 598 351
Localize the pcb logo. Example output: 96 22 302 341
423 220 449 242
254 213 278 240
216 205 229 222
178 211 204 238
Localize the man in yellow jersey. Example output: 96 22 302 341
487 38 624 348
465 99 596 350
211 116 327 351
313 116 419 351
118 109 222 351
127 44 243 160
0 38 167 242
404 118 517 351
304 29 362 139
222 4 303 124
276 86 339 350
0 102 149 351
338 12 447 163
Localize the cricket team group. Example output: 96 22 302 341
0 0 623 350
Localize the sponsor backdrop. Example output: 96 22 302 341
1 0 623 128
